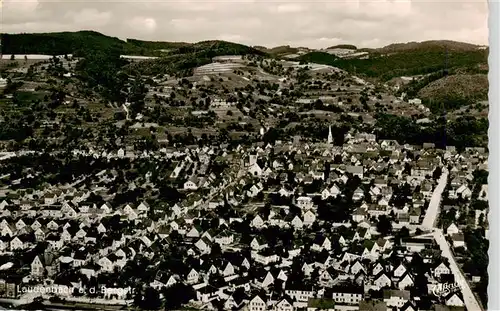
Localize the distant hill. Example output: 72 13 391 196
253 45 299 55
126 40 267 76
1 31 264 58
173 40 266 56
1 31 144 56
2 31 268 78
2 32 487 82
298 40 488 81
327 44 357 50
375 40 485 53
126 39 191 50
298 51 338 64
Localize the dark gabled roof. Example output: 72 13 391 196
313 233 327 245
400 300 417 311
443 291 464 301
432 259 450 269
331 282 363 294
45 234 60 241
230 275 251 286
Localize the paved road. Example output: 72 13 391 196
421 168 449 230
416 168 482 311
433 229 483 311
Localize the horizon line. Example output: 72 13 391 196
1 30 489 51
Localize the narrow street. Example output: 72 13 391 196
417 168 483 311
421 168 449 230
433 229 483 311
194 161 245 210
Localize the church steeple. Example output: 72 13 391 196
327 125 333 144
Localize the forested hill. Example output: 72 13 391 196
1 31 266 58
3 31 487 85
125 39 191 50
371 40 485 53
1 31 137 56
298 40 488 81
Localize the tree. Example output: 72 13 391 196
163 283 196 309
433 166 442 180
399 227 410 238
376 215 393 236
129 77 147 116
75 49 127 103
141 287 162 310
210 243 222 258
333 154 342 164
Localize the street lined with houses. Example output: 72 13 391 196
417 167 484 311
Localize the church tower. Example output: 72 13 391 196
327 125 333 144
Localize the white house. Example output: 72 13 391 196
31 256 45 278
259 272 275 288
297 196 314 210
398 273 414 290
222 262 235 277
194 237 212 254
184 177 199 190
383 289 410 308
10 237 25 251
275 298 294 311
329 184 341 197
446 223 460 236
248 163 263 177
186 226 202 238
331 287 363 305
393 263 408 278
252 215 265 229
186 269 200 284
285 288 315 302
249 295 267 311
373 273 392 289
372 262 385 276
98 257 114 273
312 237 331 252
321 189 331 200
434 262 451 278
445 293 464 307
408 98 422 105
291 216 304 229
214 231 234 245
456 185 472 199
251 237 268 250
303 210 316 226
